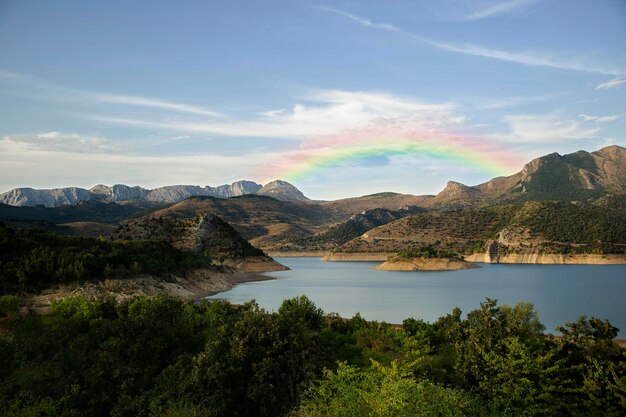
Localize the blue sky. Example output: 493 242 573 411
0 0 625 199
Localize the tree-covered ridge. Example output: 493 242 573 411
513 194 626 244
0 296 624 416
0 223 213 294
341 194 626 255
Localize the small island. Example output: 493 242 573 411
373 246 479 271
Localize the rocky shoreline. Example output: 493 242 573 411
25 257 288 311
285 251 626 265
465 253 626 264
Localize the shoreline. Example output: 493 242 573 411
267 251 327 258
269 251 626 265
465 253 626 265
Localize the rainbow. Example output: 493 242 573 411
256 125 524 182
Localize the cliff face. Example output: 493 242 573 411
0 187 94 207
465 252 626 265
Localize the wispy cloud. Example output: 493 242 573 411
3 131 114 153
422 40 621 76
476 94 556 110
0 136 276 191
91 94 224 117
0 70 224 118
463 0 540 21
596 78 626 90
318 8 624 76
579 113 626 123
316 6 401 32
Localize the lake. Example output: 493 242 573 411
207 257 626 335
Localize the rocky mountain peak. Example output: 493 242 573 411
256 180 309 201
230 180 263 196
439 181 480 197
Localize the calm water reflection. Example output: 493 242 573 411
207 257 626 335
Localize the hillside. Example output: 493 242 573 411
115 212 264 259
337 194 626 258
130 195 336 248
305 205 428 249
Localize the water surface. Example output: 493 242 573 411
207 257 626 334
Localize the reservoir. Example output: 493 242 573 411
207 257 626 335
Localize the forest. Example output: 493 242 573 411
0 295 624 416
0 223 213 294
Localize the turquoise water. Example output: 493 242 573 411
207 257 626 334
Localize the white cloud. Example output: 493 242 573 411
596 78 626 90
463 0 540 21
85 90 465 138
318 8 624 76
579 113 626 123
502 115 599 142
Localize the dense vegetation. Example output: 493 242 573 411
0 295 624 416
0 200 157 225
396 246 459 259
396 194 626 255
0 223 213 294
517 195 626 245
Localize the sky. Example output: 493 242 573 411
0 0 625 200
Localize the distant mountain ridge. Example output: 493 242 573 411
3 145 624 209
0 179 308 207
424 145 626 208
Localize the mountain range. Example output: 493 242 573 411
0 179 308 207
1 145 625 259
3 145 625 210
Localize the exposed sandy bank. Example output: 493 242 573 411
322 252 395 262
225 256 289 272
266 251 327 258
373 257 480 271
465 253 626 264
27 268 275 310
